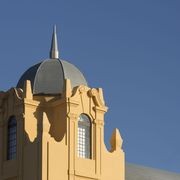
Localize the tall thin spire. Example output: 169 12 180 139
50 25 59 59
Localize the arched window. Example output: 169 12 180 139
77 114 91 159
7 116 17 160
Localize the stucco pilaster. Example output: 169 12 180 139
16 113 25 180
42 112 51 180
94 108 106 178
67 112 78 180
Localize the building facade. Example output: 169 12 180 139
0 27 125 180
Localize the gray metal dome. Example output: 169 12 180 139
17 58 87 94
17 26 87 95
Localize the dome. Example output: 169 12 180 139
16 26 87 95
17 58 87 95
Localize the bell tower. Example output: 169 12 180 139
0 27 125 180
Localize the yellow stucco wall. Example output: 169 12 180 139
0 79 125 180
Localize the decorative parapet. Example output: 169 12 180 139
110 128 123 152
63 79 72 98
88 88 106 108
0 88 23 122
23 80 32 99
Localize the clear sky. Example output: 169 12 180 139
0 0 179 173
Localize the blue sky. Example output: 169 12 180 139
0 0 179 173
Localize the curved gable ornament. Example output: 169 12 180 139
88 88 108 110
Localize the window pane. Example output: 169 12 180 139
77 114 91 159
7 116 17 160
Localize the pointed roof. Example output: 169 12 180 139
49 25 59 59
126 163 180 180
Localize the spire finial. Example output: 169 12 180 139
50 25 59 59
